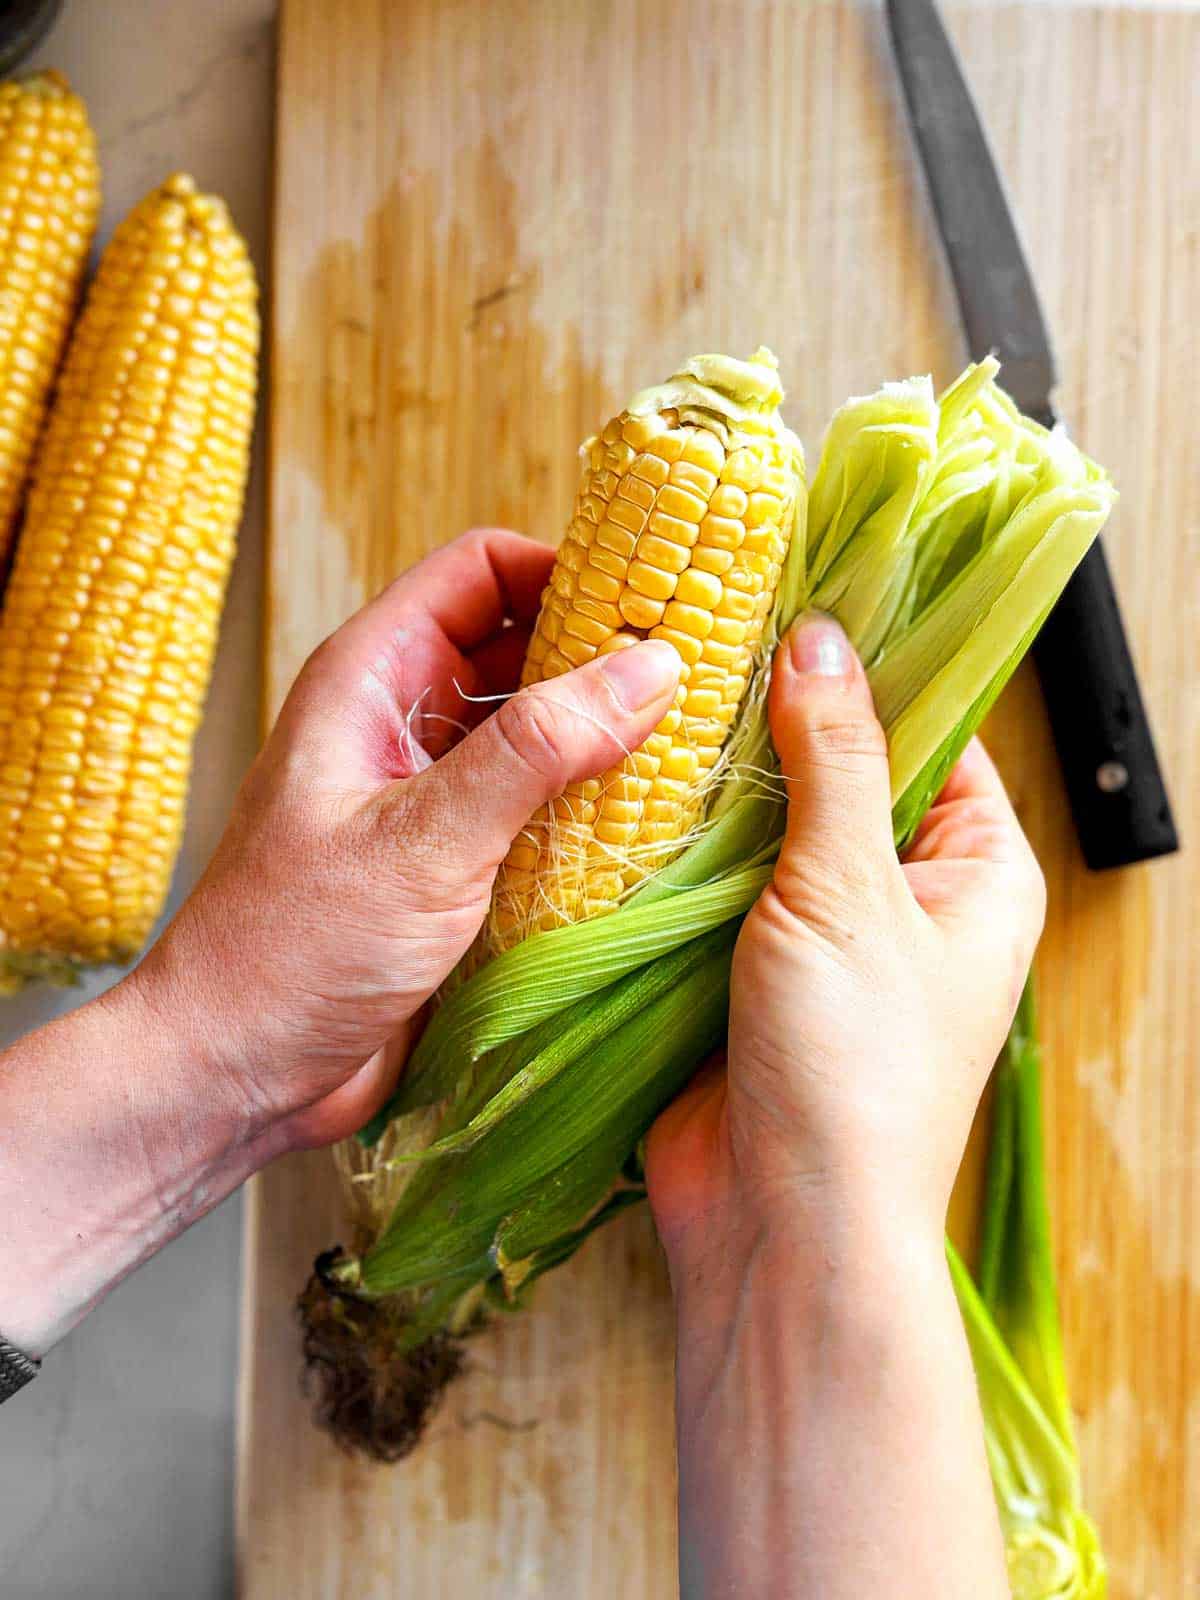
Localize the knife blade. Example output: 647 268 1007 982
886 0 1178 870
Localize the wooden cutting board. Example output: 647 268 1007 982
240 2 1200 1594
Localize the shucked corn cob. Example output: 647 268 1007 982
0 174 258 986
0 71 99 565
488 350 803 950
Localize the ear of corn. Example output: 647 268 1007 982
0 71 100 566
490 348 803 951
0 174 259 988
306 357 1113 1497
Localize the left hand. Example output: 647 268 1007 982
139 527 681 1151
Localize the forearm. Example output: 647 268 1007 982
0 974 270 1356
670 1203 1009 1600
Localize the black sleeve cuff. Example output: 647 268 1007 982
0 1333 40 1402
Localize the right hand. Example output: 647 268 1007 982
647 611 1046 1271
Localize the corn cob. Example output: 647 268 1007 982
0 174 259 987
488 350 803 951
0 71 99 566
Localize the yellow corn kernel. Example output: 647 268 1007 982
659 747 699 784
619 590 667 630
717 587 757 621
681 429 724 474
651 625 703 666
721 448 764 491
597 629 640 655
562 611 612 648
626 560 678 602
654 776 689 806
648 429 687 464
598 797 642 826
595 520 638 557
540 647 572 677
594 816 638 847
586 543 629 580
709 483 749 518
744 490 780 528
684 688 723 718
506 840 539 872
675 568 724 609
699 513 745 551
661 600 715 641
0 174 259 982
643 798 678 824
630 452 670 489
606 496 648 535
635 532 692 575
656 483 708 524
575 596 623 628
646 507 699 548
690 545 735 576
726 563 764 595
557 632 597 667
711 616 749 647
669 460 718 498
641 820 678 844
0 74 100 567
620 414 665 451
701 638 743 669
617 474 656 512
578 566 622 602
743 526 788 562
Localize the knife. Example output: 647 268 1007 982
885 0 1178 870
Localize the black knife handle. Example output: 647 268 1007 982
1032 536 1178 870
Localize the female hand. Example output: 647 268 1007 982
139 527 681 1151
0 529 681 1354
645 613 1044 1600
649 612 1044 1249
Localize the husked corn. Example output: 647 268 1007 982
489 351 802 950
0 174 259 983
0 72 99 565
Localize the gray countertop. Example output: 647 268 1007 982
0 4 275 1596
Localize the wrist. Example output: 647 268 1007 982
662 1163 944 1319
668 1197 996 1600
123 929 267 1142
0 970 271 1355
664 1181 951 1434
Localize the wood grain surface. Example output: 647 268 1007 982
240 2 1200 1594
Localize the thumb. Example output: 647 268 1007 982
392 638 681 879
768 614 897 916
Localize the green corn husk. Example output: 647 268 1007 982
950 984 1107 1598
300 357 1116 1474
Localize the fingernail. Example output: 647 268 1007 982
600 639 682 712
787 614 854 678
